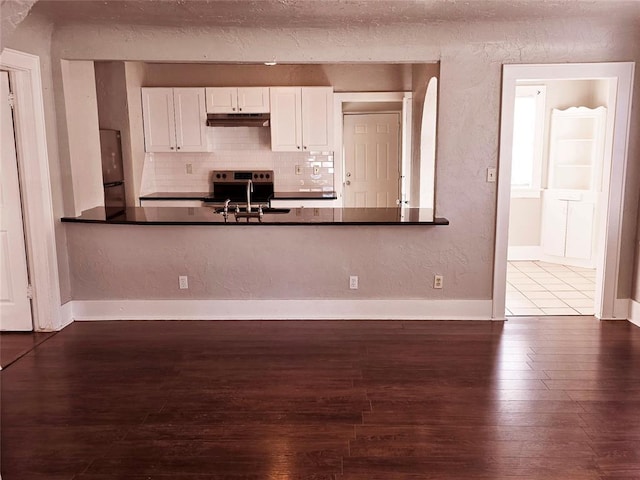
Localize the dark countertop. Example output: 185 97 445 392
62 206 448 226
139 191 338 202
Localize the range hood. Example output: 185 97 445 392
206 113 270 127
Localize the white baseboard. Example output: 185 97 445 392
70 299 494 321
597 298 631 321
60 302 74 329
630 299 640 328
507 246 541 261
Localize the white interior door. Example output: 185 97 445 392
343 113 400 207
0 71 32 331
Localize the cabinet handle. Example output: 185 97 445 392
232 107 236 111
238 107 242 111
177 146 181 150
304 146 308 150
170 147 175 150
297 146 301 150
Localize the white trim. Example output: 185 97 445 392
70 299 494 321
629 299 640 328
597 298 629 321
507 246 541 261
0 48 63 331
402 94 413 205
493 62 635 321
60 302 74 329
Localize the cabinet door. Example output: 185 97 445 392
541 196 567 257
270 87 302 152
565 201 595 259
173 88 208 152
142 88 177 152
301 87 334 151
237 87 270 113
205 87 238 113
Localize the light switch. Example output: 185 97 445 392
486 167 497 182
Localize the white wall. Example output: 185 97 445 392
60 60 104 215
6 15 640 304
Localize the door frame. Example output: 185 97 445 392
0 48 63 331
493 62 635 320
334 92 412 207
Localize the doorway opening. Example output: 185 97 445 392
494 63 634 320
506 79 613 316
334 92 412 208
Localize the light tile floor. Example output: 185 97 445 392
506 261 596 316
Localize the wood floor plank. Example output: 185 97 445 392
1 319 639 480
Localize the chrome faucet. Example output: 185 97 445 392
246 180 253 213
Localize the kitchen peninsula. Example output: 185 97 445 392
62 206 449 226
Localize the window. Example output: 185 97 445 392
511 85 546 197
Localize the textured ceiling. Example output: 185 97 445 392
24 0 640 28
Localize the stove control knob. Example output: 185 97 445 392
222 173 227 179
266 173 270 179
259 173 264 179
216 173 221 179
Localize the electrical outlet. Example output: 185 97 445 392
295 165 302 175
486 167 496 182
186 163 193 174
313 166 320 175
179 275 188 289
433 275 443 289
349 275 359 290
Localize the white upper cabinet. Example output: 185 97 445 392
270 86 333 152
205 87 237 113
270 87 302 151
142 87 207 153
205 87 270 113
141 88 176 152
301 87 334 151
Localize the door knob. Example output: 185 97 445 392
346 172 352 177
346 180 351 186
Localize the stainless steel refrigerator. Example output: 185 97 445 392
99 129 126 213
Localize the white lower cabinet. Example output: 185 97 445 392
270 199 339 209
541 190 596 265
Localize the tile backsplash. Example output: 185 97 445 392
141 127 334 194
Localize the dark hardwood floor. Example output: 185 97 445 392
1 318 639 479
0 331 57 369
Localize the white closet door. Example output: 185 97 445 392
0 71 32 331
